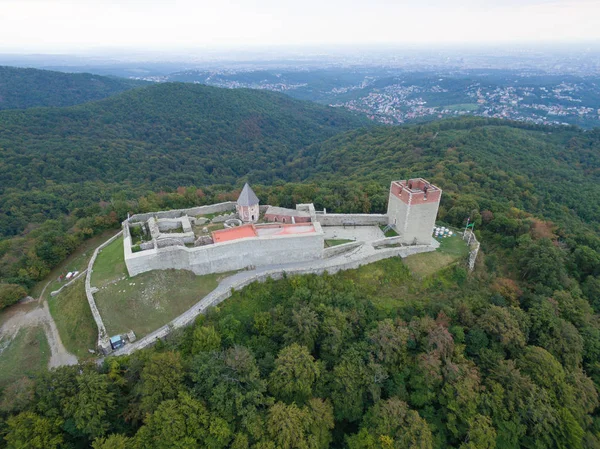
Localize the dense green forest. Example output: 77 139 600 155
0 66 148 110
1 221 600 448
0 82 367 236
1 81 600 448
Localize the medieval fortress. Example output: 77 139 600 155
122 179 442 277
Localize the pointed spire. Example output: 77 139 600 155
237 183 259 206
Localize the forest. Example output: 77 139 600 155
0 66 148 110
0 80 599 448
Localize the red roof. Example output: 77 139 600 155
212 224 257 243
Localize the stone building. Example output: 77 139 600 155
387 179 442 245
264 206 312 224
236 183 259 223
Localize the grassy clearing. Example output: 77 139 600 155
91 237 126 288
91 238 229 336
379 225 399 237
94 269 226 337
403 235 469 278
31 230 120 300
0 326 50 386
47 278 97 360
325 239 354 247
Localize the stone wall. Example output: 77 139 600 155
112 243 436 356
316 213 388 226
50 269 88 297
323 241 363 258
371 236 404 248
85 231 122 354
124 224 326 277
387 191 439 245
128 202 236 223
463 230 481 271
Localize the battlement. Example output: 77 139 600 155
390 179 442 205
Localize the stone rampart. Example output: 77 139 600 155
128 202 236 223
50 269 88 297
85 231 122 354
111 242 436 356
323 241 363 258
463 230 481 271
316 213 388 226
124 223 325 277
371 236 404 248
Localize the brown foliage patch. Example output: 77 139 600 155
529 218 557 241
492 278 522 306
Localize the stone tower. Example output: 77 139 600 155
236 183 260 223
387 178 442 245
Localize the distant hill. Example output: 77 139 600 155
0 82 369 235
287 118 600 234
0 66 149 110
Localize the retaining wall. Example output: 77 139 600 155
323 241 363 258
85 231 123 354
124 224 325 277
112 242 436 356
128 202 236 223
316 213 388 226
371 236 403 248
463 230 481 271
50 269 88 297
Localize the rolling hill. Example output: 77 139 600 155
0 82 369 237
0 65 148 110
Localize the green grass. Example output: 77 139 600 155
437 235 470 257
325 239 354 247
379 225 399 237
94 270 226 337
0 326 50 387
91 237 126 288
47 278 97 360
31 230 120 300
403 235 468 278
91 236 234 337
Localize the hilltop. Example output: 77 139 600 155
0 66 148 110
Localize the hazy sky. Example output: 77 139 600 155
0 0 598 52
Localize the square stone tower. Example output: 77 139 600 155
387 178 442 245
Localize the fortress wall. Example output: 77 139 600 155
113 243 437 356
316 213 388 226
387 192 407 228
371 236 404 248
125 230 325 277
323 241 363 258
128 201 236 223
156 219 184 231
403 201 439 244
85 231 123 353
387 192 439 245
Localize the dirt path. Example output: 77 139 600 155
0 279 78 368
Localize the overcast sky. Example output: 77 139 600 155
0 0 598 53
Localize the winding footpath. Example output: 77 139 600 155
0 278 77 369
110 238 438 357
